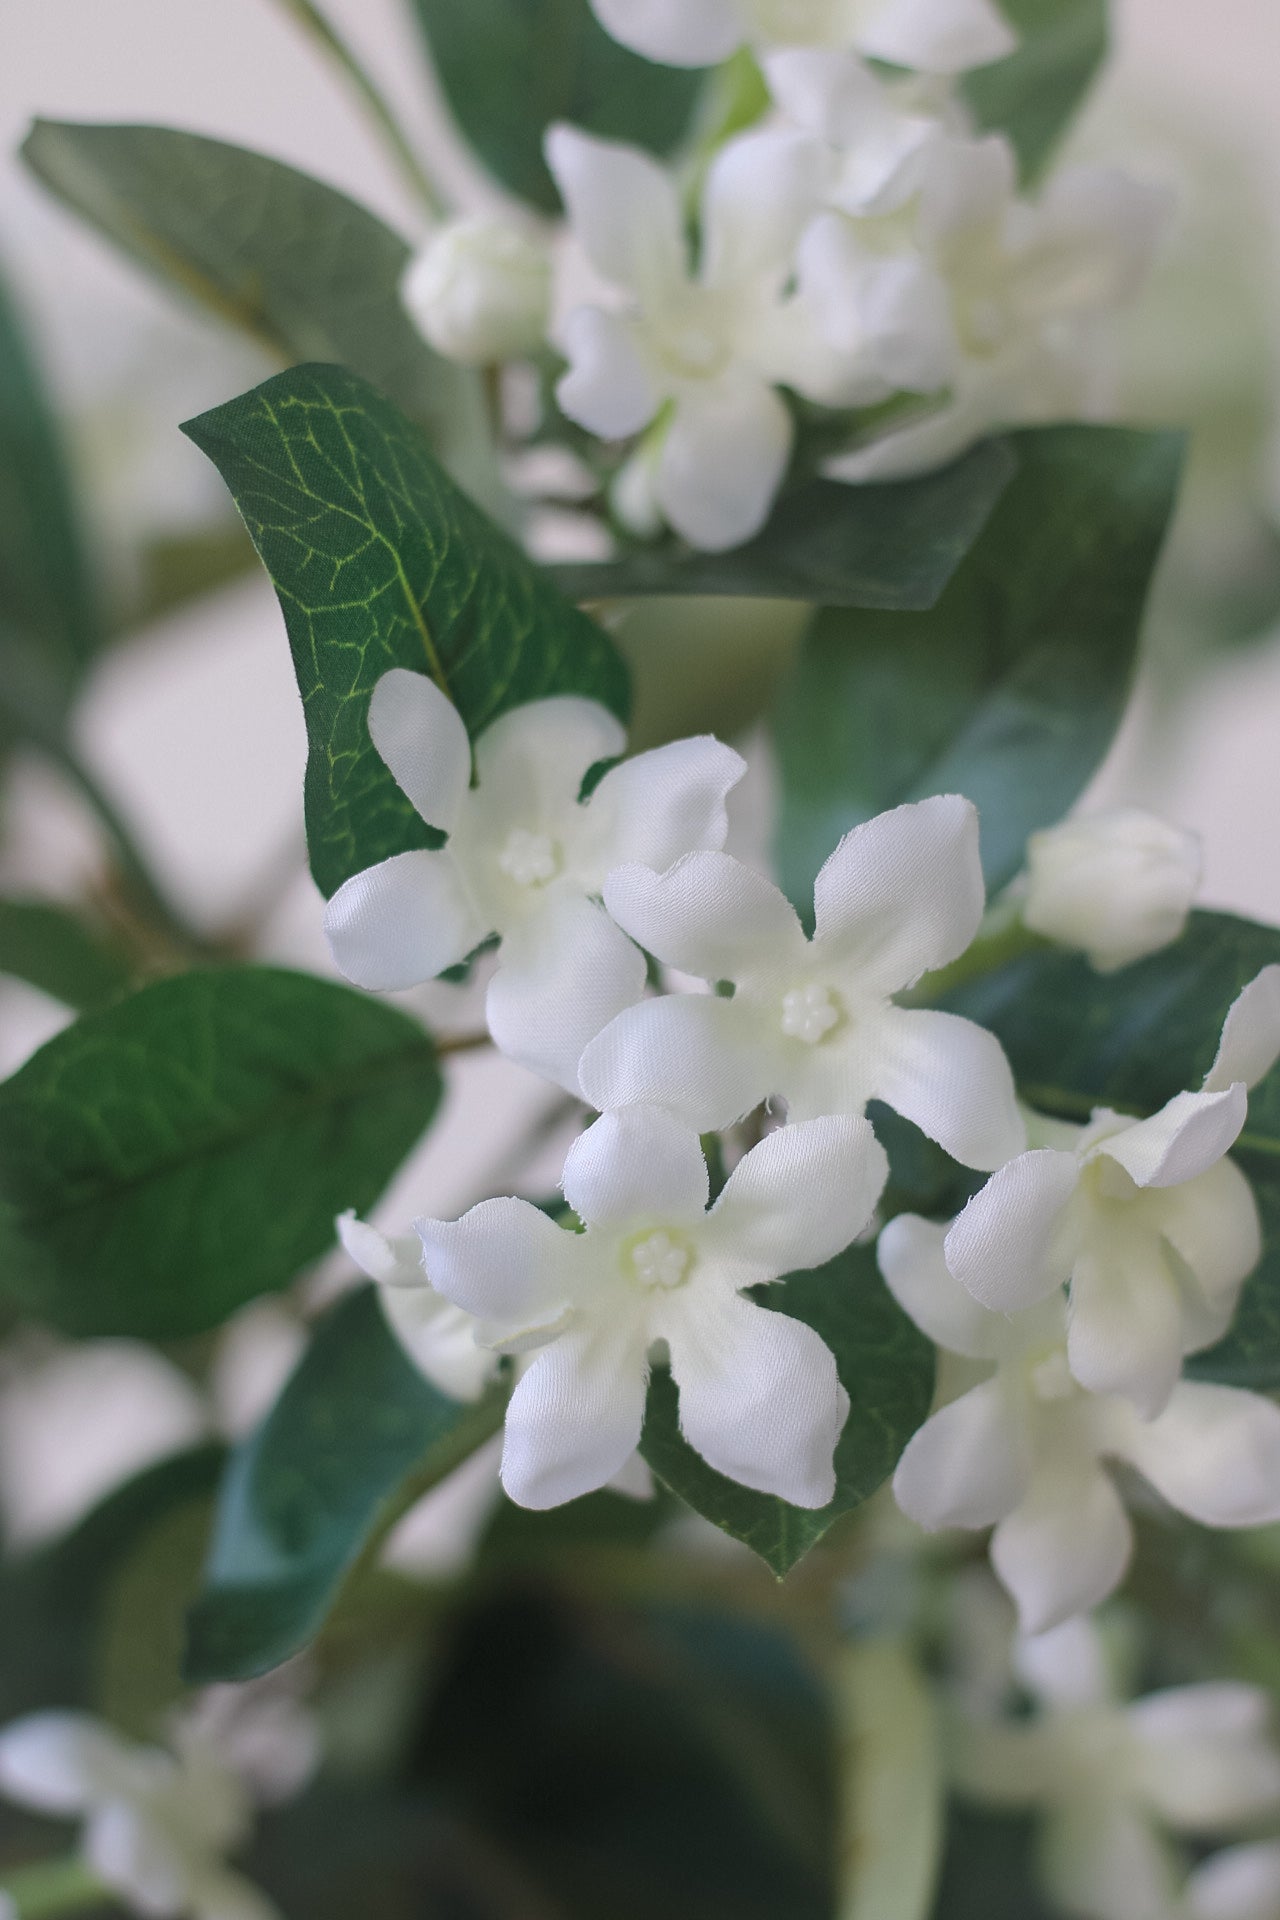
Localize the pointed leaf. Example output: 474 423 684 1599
963 0 1109 184
0 899 132 1010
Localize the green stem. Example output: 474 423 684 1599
0 1856 109 1917
268 0 445 218
903 901 1048 1007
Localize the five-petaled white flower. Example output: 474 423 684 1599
580 795 1023 1172
588 0 1015 76
337 1211 495 1402
546 123 881 552
944 968 1280 1418
323 669 744 1091
1021 808 1202 972
417 1105 888 1510
950 1615 1280 1920
0 1709 285 1920
881 1213 1280 1633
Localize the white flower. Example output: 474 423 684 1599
1182 1845 1280 1920
401 215 551 367
417 1105 889 1510
587 0 1015 75
337 1211 495 1401
579 795 1023 1172
881 1213 1280 1633
1022 809 1202 972
950 1615 1280 1920
944 969 1280 1417
323 669 745 1090
0 1710 282 1920
546 123 879 551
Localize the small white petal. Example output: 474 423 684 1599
945 1150 1081 1311
585 736 745 878
869 1006 1024 1171
323 850 482 991
893 1376 1031 1532
1125 1685 1280 1831
501 1323 648 1508
1205 966 1280 1094
823 385 996 484
1158 1158 1261 1342
1014 1615 1111 1709
1039 1801 1179 1920
556 306 658 439
990 1460 1132 1635
1067 1244 1185 1419
699 130 826 290
486 895 648 1094
1184 1843 1280 1920
796 215 956 390
417 1197 579 1342
1115 1383 1280 1529
578 992 770 1130
878 1214 1002 1361
669 1290 847 1506
589 0 744 66
545 124 685 298
655 372 793 552
472 695 627 830
0 1713 128 1814
380 1286 495 1402
763 51 935 213
367 668 471 832
857 0 1017 72
337 1211 423 1288
1096 1087 1246 1190
87 1800 190 1912
604 852 807 982
562 1107 709 1228
707 1114 888 1283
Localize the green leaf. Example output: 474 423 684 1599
640 1247 934 1576
0 256 103 703
408 0 703 214
774 426 1184 912
0 899 132 1010
0 967 442 1338
21 119 492 499
186 1287 505 1681
183 363 630 897
553 438 1016 610
948 910 1280 1388
963 0 1109 183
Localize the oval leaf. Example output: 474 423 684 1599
0 899 132 1011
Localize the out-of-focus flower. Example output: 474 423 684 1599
587 0 1015 76
401 215 552 366
337 1211 495 1401
1021 809 1202 971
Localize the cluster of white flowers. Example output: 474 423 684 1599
400 2 1169 552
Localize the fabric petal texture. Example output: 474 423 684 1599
878 1213 1002 1361
584 735 745 878
706 1113 888 1284
366 668 471 833
1114 1383 1280 1529
323 848 482 991
604 852 807 982
1096 1087 1247 1190
893 1376 1032 1533
1066 1243 1186 1420
379 1286 495 1402
579 992 770 1131
869 1005 1024 1172
1205 965 1280 1093
561 1106 710 1229
417 1196 578 1340
945 1149 1081 1312
1157 1158 1261 1342
500 1323 649 1508
990 1458 1133 1635
470 695 627 833
485 894 647 1093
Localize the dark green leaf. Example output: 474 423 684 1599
640 1246 934 1575
0 899 131 1010
774 426 1184 911
947 910 1280 1387
186 1287 505 1681
21 120 493 498
183 363 630 897
0 256 103 702
963 0 1109 183
0 967 442 1337
408 0 703 213
553 438 1015 610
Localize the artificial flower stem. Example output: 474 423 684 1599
903 903 1049 1008
0 1856 108 1918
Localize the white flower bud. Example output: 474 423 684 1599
1022 808 1201 972
401 215 551 367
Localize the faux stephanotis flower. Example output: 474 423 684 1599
337 1211 495 1402
322 669 744 1091
587 0 1015 75
417 1105 889 1510
579 795 1023 1172
881 1213 1280 1633
950 1615 1280 1920
944 968 1280 1418
1021 808 1202 972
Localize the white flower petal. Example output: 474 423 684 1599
486 894 647 1093
555 306 658 439
562 1107 709 1228
603 852 807 981
1205 966 1280 1094
585 735 745 878
812 796 985 990
545 124 685 298
472 695 628 831
0 1713 128 1813
367 668 470 832
1184 1843 1280 1920
707 1114 888 1282
762 51 935 214
1067 1243 1185 1419
1096 1087 1246 1190
323 850 483 991
380 1286 495 1402
1021 808 1200 972
669 1289 846 1505
893 1376 1031 1532
87 1800 191 1912
578 992 770 1130
417 1197 579 1341
700 129 825 290
589 0 744 66
869 1005 1024 1172
337 1211 423 1288
1038 1801 1179 1920
655 371 793 552
1158 1158 1261 1342
878 1213 1002 1360
945 1150 1081 1311
1125 1685 1280 1831
1115 1383 1280 1529
500 1323 648 1508
1013 1615 1111 1709
796 214 956 390
990 1459 1132 1635
823 384 996 484
857 0 1017 72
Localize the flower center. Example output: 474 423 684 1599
626 1230 693 1292
781 984 841 1045
1029 1349 1075 1403
498 828 561 888
666 324 726 378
